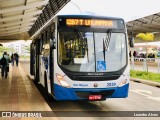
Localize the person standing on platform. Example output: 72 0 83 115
14 53 19 66
0 52 10 79
11 53 15 66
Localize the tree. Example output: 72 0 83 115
136 33 154 73
136 33 154 41
0 46 10 56
24 45 30 53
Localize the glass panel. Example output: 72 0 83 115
58 31 95 72
58 31 127 73
95 33 126 72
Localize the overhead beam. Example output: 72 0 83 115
0 30 29 36
0 29 28 36
0 28 30 34
0 0 48 14
0 23 32 32
133 29 160 33
21 0 28 21
0 10 42 22
142 18 160 26
128 28 160 34
0 18 36 28
29 0 70 37
128 18 160 28
0 0 28 6
127 23 160 32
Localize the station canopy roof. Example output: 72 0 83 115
127 12 160 36
0 0 70 41
1 1 160 42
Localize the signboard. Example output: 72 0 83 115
66 19 116 28
97 61 106 71
58 16 125 29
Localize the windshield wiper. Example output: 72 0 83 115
103 29 113 61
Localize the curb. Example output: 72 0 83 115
27 74 34 80
130 78 160 88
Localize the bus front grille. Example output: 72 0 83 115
68 75 120 81
75 90 115 99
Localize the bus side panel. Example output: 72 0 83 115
39 55 45 87
47 55 51 94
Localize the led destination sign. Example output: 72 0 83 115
66 19 117 28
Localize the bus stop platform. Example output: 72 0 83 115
0 63 56 119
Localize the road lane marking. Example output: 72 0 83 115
130 89 152 95
130 89 160 102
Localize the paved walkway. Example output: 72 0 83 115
0 63 57 119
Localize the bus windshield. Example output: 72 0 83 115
58 30 127 72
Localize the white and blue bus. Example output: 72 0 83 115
30 15 131 101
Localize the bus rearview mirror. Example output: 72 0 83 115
129 37 134 48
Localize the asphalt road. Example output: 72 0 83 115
20 61 160 120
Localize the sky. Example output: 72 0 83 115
57 0 160 46
58 0 160 22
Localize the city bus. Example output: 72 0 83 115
30 15 131 101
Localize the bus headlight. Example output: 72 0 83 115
118 79 127 87
56 73 70 88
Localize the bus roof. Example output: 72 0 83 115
31 14 125 39
57 14 124 21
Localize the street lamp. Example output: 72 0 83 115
70 1 82 14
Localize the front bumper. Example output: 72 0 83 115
54 83 129 100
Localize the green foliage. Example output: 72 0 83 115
130 70 160 82
136 33 154 41
0 46 9 53
135 33 155 73
0 46 16 55
24 45 30 53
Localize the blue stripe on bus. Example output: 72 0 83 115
54 83 129 100
109 83 129 98
54 84 79 100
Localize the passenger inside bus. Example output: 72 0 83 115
58 31 126 72
59 32 88 66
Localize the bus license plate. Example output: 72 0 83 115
89 95 102 100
